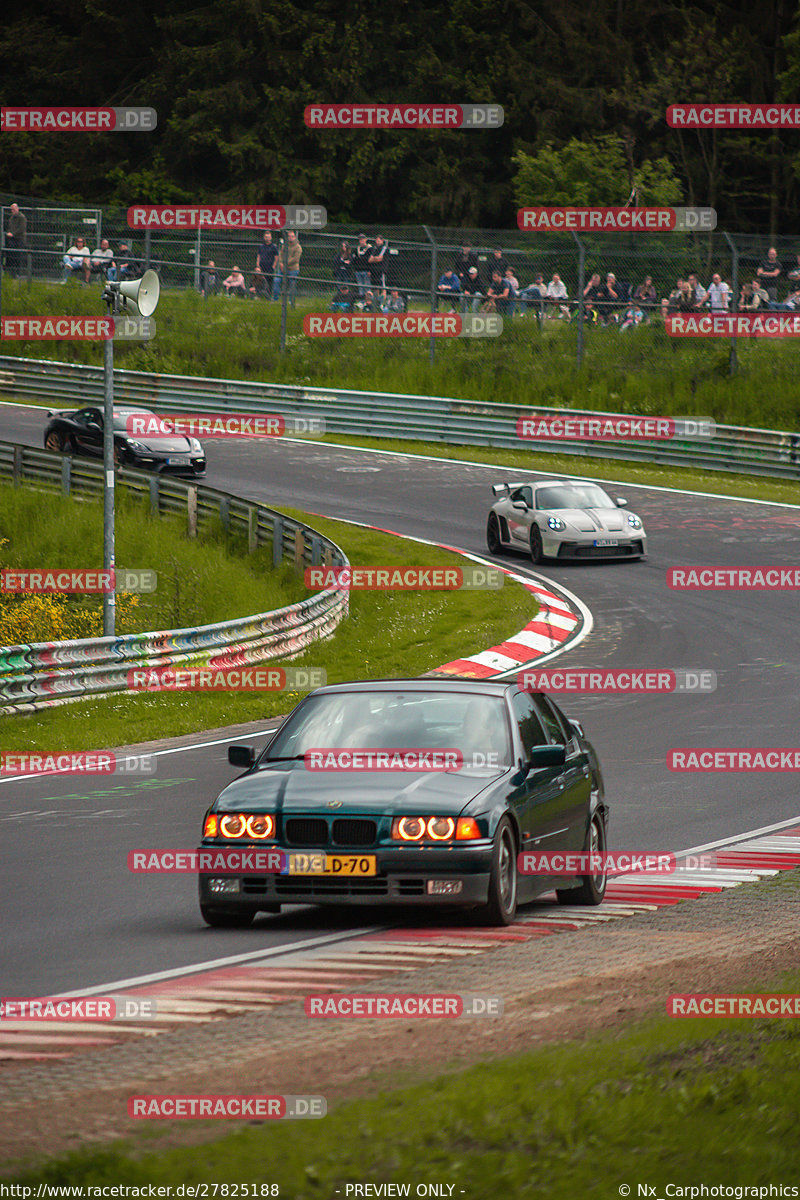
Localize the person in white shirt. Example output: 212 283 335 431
90 239 114 280
705 273 731 312
62 237 90 283
545 272 569 318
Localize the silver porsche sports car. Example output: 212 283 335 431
486 479 647 563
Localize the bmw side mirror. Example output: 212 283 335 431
228 745 255 768
615 497 628 508
529 745 566 768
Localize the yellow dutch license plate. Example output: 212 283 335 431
286 852 377 876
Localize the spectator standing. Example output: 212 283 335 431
62 237 90 283
273 231 302 306
4 202 27 276
687 273 707 309
333 240 353 283
705 273 731 312
90 239 114 280
368 234 388 291
200 260 218 297
488 248 509 280
757 247 782 300
454 244 479 287
353 233 372 299
223 266 247 297
503 267 519 318
256 232 279 298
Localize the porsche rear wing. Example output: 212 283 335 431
491 481 526 497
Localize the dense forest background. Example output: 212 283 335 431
1 0 799 232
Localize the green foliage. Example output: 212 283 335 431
512 135 682 207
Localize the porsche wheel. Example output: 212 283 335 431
481 817 518 925
556 811 607 906
486 513 504 555
530 525 544 565
45 430 66 453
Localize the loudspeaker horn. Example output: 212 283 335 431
118 269 160 317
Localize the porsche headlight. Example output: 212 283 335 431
128 440 147 452
627 514 642 529
190 438 203 452
547 517 566 531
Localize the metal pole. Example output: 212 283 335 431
194 227 202 292
424 225 436 363
573 232 585 369
279 229 288 354
723 231 738 377
0 208 4 322
102 333 116 637
144 228 151 273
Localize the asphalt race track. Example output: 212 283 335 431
2 402 800 996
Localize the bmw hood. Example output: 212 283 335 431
214 762 505 816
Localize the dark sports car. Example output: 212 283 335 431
43 405 206 476
198 678 608 927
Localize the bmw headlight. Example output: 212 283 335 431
627 514 642 529
547 517 566 531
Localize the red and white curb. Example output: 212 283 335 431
305 511 591 678
2 821 799 1061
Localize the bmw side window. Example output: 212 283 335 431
510 692 547 758
537 697 570 745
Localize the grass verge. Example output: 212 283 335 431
2 280 800 430
8 960 800 1194
0 511 535 751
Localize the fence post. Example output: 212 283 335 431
219 496 230 531
194 228 202 292
723 231 739 376
149 474 160 517
248 507 258 553
572 232 585 368
187 486 198 538
272 517 284 566
294 527 305 571
12 445 22 486
424 225 436 363
61 456 71 495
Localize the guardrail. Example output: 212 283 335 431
1 355 799 480
0 442 349 715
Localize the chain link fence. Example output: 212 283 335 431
3 190 800 372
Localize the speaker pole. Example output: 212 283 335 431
102 291 117 638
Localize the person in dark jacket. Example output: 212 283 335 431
334 241 353 283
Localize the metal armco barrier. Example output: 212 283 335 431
0 442 349 715
1 355 799 479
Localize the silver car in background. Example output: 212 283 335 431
486 479 647 563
